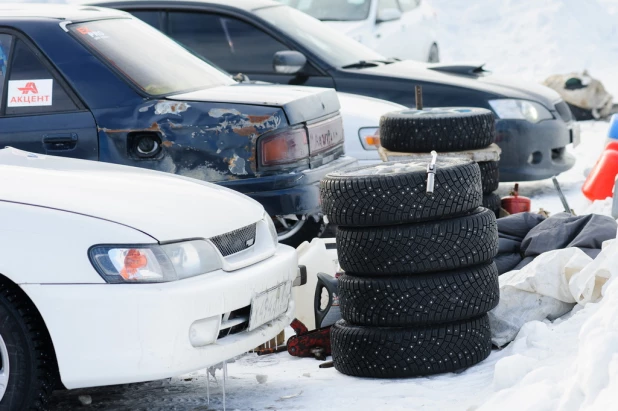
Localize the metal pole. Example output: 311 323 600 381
415 85 423 110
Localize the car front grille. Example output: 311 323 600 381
555 101 573 122
210 223 257 257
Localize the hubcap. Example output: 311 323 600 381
0 334 9 401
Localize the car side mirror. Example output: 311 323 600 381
273 50 307 74
376 8 402 23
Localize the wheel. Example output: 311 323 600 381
478 161 500 194
482 193 501 218
428 43 440 63
320 158 482 227
277 216 326 248
338 262 499 326
336 207 498 275
379 107 496 153
331 315 492 378
0 282 55 410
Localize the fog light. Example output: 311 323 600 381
189 316 220 347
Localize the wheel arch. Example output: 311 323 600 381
0 273 64 389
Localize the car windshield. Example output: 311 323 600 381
277 0 372 21
69 18 235 96
255 5 385 67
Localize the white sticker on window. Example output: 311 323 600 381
7 79 53 107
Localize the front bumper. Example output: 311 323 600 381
219 155 357 216
21 245 297 390
496 118 577 181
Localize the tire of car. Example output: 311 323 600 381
336 207 498 275
320 158 482 227
279 217 326 248
379 108 496 153
331 315 492 378
338 262 499 327
0 282 55 410
482 193 502 218
478 161 500 194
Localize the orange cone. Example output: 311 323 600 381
582 141 618 201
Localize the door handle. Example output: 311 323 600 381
43 133 78 150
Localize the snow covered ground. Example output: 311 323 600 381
432 0 618 98
48 122 614 410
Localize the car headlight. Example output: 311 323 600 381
359 127 380 150
264 212 279 245
89 240 222 283
489 99 553 123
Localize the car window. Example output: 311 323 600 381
168 12 290 74
130 10 163 30
277 0 372 22
4 39 77 116
255 5 385 68
398 0 420 12
379 0 401 11
0 34 12 111
69 18 234 96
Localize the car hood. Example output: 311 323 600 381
169 83 341 124
0 148 264 242
360 61 562 107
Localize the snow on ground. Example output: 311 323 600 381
432 0 618 98
49 123 614 410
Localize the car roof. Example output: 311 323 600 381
0 3 129 20
92 0 281 12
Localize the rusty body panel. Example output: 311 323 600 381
93 100 287 182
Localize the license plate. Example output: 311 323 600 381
571 123 581 147
307 116 344 154
248 282 291 331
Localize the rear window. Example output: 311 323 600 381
69 18 234 96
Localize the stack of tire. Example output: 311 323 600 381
320 111 501 378
379 107 502 217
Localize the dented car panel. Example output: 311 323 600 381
93 100 288 180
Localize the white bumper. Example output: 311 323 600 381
21 245 297 389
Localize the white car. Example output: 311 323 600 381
0 148 297 409
337 92 407 164
279 0 440 62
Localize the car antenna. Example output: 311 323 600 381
415 85 423 110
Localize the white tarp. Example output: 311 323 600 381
490 239 618 346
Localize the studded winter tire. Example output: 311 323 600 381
320 158 482 227
379 107 496 153
338 262 499 326
0 281 56 410
478 161 500 194
336 207 498 275
482 193 501 218
331 315 493 378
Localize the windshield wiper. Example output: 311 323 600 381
341 59 396 69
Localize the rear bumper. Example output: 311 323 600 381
219 155 358 216
22 245 297 390
496 118 577 181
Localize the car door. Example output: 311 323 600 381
373 0 405 59
0 33 98 160
398 0 430 61
164 10 335 88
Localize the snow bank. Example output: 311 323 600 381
432 0 618 97
478 239 618 410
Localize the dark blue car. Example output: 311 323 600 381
0 5 355 245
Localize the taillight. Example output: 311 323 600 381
259 128 309 167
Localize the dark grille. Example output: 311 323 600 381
555 100 573 122
211 223 257 257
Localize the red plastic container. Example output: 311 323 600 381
501 184 531 214
582 141 618 201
